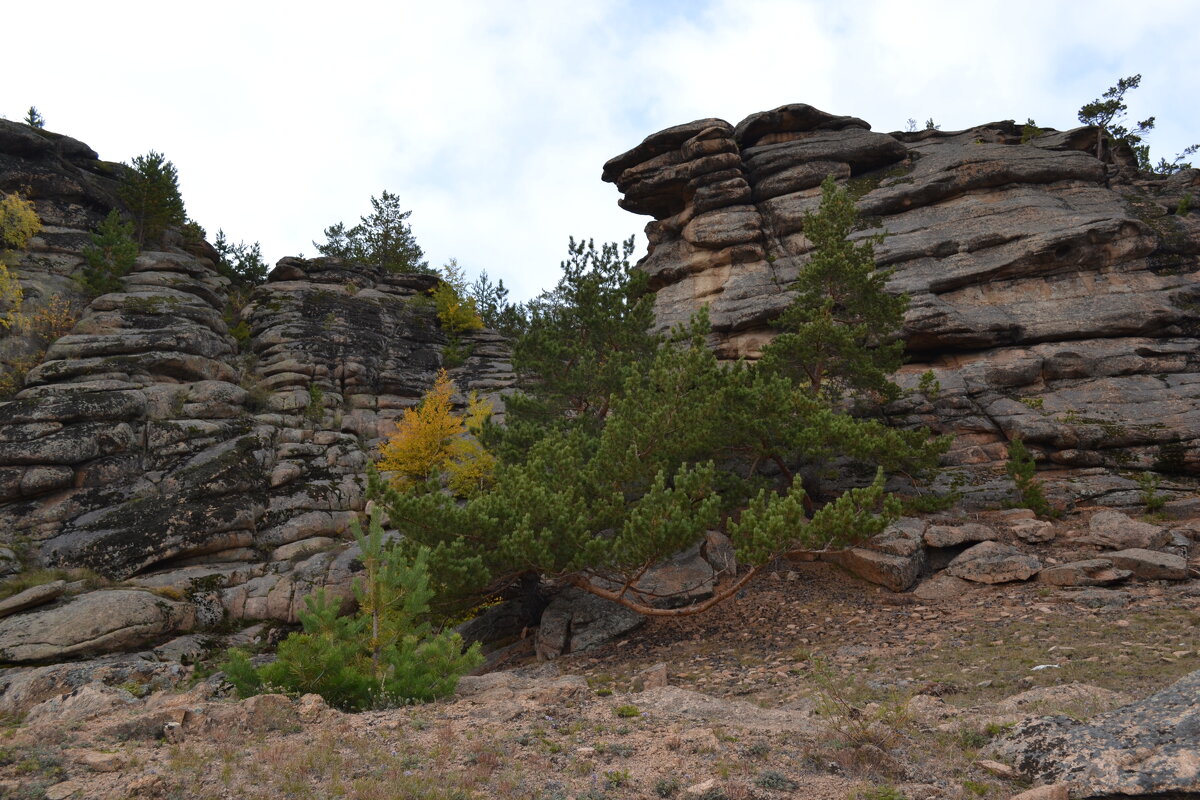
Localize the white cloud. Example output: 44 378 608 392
7 0 1198 299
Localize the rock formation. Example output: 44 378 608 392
0 121 513 661
604 104 1200 487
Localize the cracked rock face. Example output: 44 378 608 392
0 127 514 661
989 669 1200 797
604 103 1200 478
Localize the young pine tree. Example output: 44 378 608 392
314 190 430 274
119 151 186 247
80 210 139 296
760 175 907 403
222 509 481 710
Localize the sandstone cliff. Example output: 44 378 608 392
604 104 1200 487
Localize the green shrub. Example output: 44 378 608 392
1006 436 1054 517
119 151 186 246
1136 471 1166 512
614 704 640 718
80 210 138 296
654 777 681 798
220 509 481 710
754 770 798 790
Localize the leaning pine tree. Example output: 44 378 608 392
370 178 945 618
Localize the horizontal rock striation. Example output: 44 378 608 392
0 127 514 660
604 104 1200 479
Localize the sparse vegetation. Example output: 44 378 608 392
1136 470 1166 512
1005 436 1054 517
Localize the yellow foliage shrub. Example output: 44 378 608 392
432 282 483 334
0 191 40 331
0 192 41 250
376 370 495 495
0 263 21 331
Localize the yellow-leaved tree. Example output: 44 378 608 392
0 191 42 331
376 370 494 496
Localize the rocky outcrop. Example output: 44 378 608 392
0 126 515 661
990 668 1200 797
604 104 1200 483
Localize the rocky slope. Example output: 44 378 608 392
604 105 1200 489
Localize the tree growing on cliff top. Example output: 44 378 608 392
119 151 186 247
1078 74 1198 173
314 190 431 274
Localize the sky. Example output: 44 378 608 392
7 0 1199 300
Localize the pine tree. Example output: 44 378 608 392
80 210 138 296
489 236 658 462
369 207 943 618
314 190 431 274
760 175 907 403
221 509 481 710
22 107 44 129
119 151 186 247
213 229 268 286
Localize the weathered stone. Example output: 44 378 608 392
822 546 922 592
990 669 1200 797
1038 559 1131 586
1079 510 1171 551
1106 548 1189 580
924 522 996 548
24 681 140 726
0 579 67 618
534 587 644 659
0 590 194 663
604 107 1200 480
1011 519 1056 544
945 541 1040 584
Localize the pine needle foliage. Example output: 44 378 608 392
80 210 138 296
119 151 186 247
221 510 481 710
760 176 907 403
373 190 945 617
314 190 431 274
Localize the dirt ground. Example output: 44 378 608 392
2 507 1198 800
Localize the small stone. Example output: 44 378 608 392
45 780 86 800
1009 786 1069 800
685 778 717 795
1012 519 1056 544
78 750 126 773
976 759 1018 779
632 662 669 692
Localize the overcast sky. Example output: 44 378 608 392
7 0 1199 300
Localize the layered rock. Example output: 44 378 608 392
604 104 1200 481
0 127 515 661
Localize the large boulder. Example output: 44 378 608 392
534 587 644 659
990 669 1200 797
0 590 194 663
945 541 1041 584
